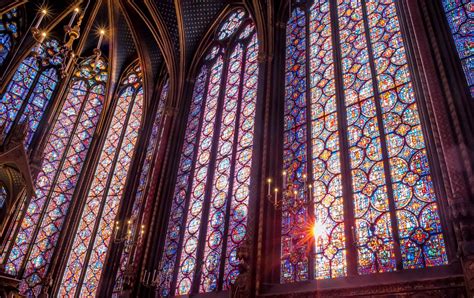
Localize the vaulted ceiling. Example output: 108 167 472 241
5 0 234 107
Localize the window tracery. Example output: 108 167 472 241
157 8 260 296
281 0 448 283
0 39 63 146
59 63 144 297
1 57 107 296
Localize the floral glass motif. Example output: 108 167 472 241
1 57 107 296
59 64 144 297
157 10 259 296
0 7 20 65
0 39 62 146
113 78 169 292
442 0 474 97
282 0 447 283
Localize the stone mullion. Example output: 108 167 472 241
192 53 230 294
303 4 316 280
218 38 248 291
17 84 92 281
329 0 358 277
359 0 403 270
169 66 213 294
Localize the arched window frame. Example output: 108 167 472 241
278 0 452 287
157 7 261 296
0 38 63 147
0 55 108 296
59 61 145 297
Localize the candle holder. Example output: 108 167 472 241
31 8 48 36
113 220 143 252
28 8 85 78
141 268 159 288
265 170 312 212
114 222 146 293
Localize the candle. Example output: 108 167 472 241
145 271 150 284
68 7 80 27
303 173 307 190
274 188 278 206
38 31 47 44
114 221 120 238
308 183 312 202
282 170 287 190
97 30 105 49
152 269 157 282
34 9 47 29
266 178 272 196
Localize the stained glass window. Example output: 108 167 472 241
0 39 62 146
442 0 474 97
282 0 448 283
113 78 169 293
59 63 144 297
0 57 107 296
0 7 20 66
157 8 259 296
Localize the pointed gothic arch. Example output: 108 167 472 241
59 61 145 296
281 0 448 283
0 39 63 146
1 56 108 296
156 7 260 296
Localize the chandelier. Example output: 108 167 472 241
29 6 106 78
265 171 312 211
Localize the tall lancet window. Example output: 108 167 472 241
157 8 259 296
0 7 21 66
0 57 107 296
442 0 473 97
282 0 448 283
0 39 62 146
113 78 169 292
60 63 144 296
